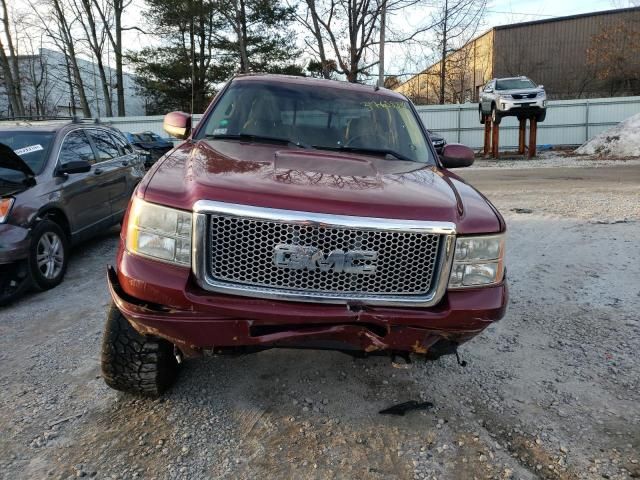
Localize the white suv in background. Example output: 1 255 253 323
479 76 547 124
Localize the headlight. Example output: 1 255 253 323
448 234 505 289
537 91 545 97
499 94 511 99
0 197 14 223
126 197 192 266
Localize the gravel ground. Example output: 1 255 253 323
0 161 638 479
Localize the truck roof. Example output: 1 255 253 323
232 73 406 99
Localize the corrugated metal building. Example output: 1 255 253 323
395 7 640 104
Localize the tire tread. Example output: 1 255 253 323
101 303 178 397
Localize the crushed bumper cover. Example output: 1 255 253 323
108 252 508 357
0 223 30 264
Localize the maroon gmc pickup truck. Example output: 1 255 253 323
101 74 507 396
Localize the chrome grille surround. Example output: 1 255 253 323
192 200 456 307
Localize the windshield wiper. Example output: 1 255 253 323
313 145 412 161
205 133 311 149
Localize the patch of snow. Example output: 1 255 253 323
575 113 640 157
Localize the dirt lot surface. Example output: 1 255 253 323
1 158 638 479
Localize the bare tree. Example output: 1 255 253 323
297 0 437 83
0 0 26 116
28 0 94 116
71 0 114 116
93 0 134 116
216 0 252 72
292 0 333 78
23 33 57 116
432 0 486 103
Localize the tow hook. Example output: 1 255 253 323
391 352 412 369
455 349 467 367
174 346 183 364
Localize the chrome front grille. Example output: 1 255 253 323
192 201 457 307
208 215 440 296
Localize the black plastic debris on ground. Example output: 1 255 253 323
510 208 533 214
379 400 434 416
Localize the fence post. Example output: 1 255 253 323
585 99 590 143
457 105 462 143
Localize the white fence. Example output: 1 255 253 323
98 95 640 150
415 96 640 149
99 114 204 139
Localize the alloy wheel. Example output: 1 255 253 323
36 232 64 280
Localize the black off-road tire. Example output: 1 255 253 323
479 106 485 124
29 219 69 292
536 110 547 123
491 105 502 125
101 303 179 397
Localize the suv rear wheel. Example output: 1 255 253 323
101 303 180 397
29 220 69 291
479 106 485 125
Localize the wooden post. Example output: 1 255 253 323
518 118 526 155
528 117 537 158
491 121 499 159
483 117 492 156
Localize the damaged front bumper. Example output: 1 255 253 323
108 252 508 358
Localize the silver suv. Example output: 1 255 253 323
479 76 547 124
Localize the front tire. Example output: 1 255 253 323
491 105 502 125
479 106 485 124
536 110 546 122
29 220 69 291
101 303 179 397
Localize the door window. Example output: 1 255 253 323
59 130 96 165
109 130 135 155
89 129 120 161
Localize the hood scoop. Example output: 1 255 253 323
273 150 378 177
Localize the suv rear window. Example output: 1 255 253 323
0 131 54 174
198 81 433 163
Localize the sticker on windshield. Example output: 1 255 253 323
14 144 44 156
362 100 408 111
212 128 227 135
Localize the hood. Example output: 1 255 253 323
0 142 35 177
498 87 543 95
141 140 502 234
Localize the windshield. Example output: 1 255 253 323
0 131 54 180
197 81 433 163
495 79 536 90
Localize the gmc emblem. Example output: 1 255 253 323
273 244 377 274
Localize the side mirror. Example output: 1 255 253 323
439 144 475 169
58 160 92 175
538 84 544 90
485 87 493 93
163 111 192 140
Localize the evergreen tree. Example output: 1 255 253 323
130 0 302 113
